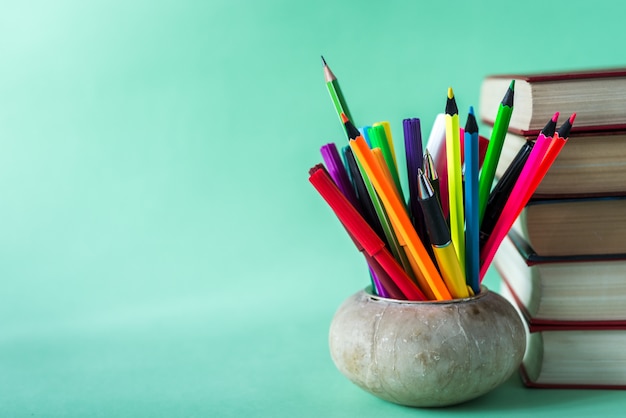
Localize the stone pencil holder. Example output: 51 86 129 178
329 286 526 407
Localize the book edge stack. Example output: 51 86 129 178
482 69 626 389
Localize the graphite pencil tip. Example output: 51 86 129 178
322 56 336 82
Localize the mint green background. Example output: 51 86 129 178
1 1 625 416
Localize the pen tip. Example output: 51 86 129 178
447 87 454 99
569 113 577 124
321 55 327 66
417 169 434 200
551 112 560 123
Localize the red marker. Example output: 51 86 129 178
309 164 426 301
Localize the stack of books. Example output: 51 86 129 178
479 68 626 389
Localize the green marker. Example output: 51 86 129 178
342 116 417 286
478 80 514 225
369 124 405 202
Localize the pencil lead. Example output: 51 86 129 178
465 107 478 134
340 112 349 123
321 55 327 66
556 113 575 138
502 81 515 107
540 112 559 137
551 111 560 123
445 88 458 116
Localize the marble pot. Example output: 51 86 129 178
329 286 526 407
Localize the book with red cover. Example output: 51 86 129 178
479 67 626 136
511 312 626 389
508 196 626 258
519 365 626 390
494 230 626 329
495 129 626 199
495 232 626 389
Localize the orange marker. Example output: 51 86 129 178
344 115 451 300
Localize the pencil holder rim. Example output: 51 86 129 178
364 285 488 304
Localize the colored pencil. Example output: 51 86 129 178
478 112 572 280
523 113 576 205
359 125 372 146
478 80 514 225
463 107 480 294
478 113 558 249
445 88 465 276
479 140 534 248
322 56 355 127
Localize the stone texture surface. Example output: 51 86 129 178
328 287 526 407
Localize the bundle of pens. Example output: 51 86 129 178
309 57 575 301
